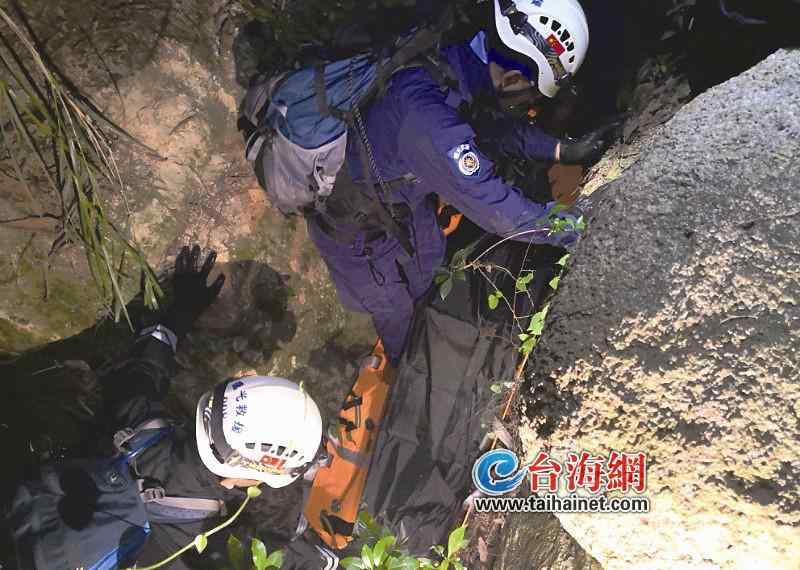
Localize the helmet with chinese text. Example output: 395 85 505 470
195 376 323 488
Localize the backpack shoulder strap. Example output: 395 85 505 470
417 52 459 91
372 0 462 96
113 417 169 449
113 418 173 462
117 419 227 523
139 483 227 523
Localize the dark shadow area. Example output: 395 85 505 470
685 1 800 95
58 466 103 529
297 340 374 419
711 470 800 515
0 260 295 518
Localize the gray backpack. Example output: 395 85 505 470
238 27 459 255
9 419 226 570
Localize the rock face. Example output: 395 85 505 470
518 50 800 569
496 512 602 570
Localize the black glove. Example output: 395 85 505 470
558 119 624 165
162 245 225 338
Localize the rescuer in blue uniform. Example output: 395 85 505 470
308 0 618 362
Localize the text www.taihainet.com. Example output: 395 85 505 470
474 494 651 514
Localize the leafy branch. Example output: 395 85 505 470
0 5 162 325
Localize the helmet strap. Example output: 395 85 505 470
496 86 541 114
497 0 528 34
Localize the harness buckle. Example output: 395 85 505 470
141 486 167 502
113 428 135 452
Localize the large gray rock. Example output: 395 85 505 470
518 49 800 569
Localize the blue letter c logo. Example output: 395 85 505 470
472 449 527 496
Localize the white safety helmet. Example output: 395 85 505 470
490 0 590 98
195 376 323 488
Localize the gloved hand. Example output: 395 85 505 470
558 118 624 165
162 245 225 338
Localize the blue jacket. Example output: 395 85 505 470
308 37 577 361
340 38 571 241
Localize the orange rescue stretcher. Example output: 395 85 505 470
304 341 392 549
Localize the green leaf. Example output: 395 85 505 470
450 241 478 269
265 550 284 568
515 271 534 292
528 305 550 336
487 289 503 310
557 253 570 267
227 534 247 570
439 277 453 300
528 316 544 336
252 538 268 570
358 511 382 538
548 275 560 289
447 526 467 558
247 485 262 498
520 336 536 355
341 556 367 570
373 535 396 565
433 270 450 286
362 543 374 569
388 556 419 570
194 534 208 554
454 270 467 282
440 560 450 570
490 383 502 394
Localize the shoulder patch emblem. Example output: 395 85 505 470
449 143 481 177
459 151 480 176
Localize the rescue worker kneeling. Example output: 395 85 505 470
278 0 618 364
10 246 337 570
